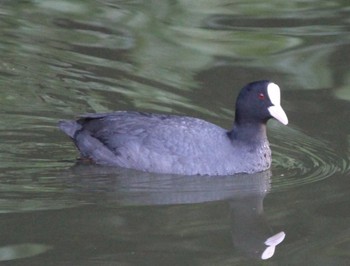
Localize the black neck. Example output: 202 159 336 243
227 122 267 144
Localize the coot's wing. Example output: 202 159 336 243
77 112 226 158
63 111 232 174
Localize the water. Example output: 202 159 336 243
0 1 349 265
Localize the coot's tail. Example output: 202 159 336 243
58 120 81 138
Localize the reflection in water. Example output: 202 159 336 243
0 165 287 263
69 165 285 260
0 243 52 262
262 232 285 260
228 191 285 260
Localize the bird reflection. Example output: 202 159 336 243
70 164 286 260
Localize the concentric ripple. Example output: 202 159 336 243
269 124 349 191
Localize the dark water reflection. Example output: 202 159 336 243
0 167 285 264
1 0 350 265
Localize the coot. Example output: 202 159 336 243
59 80 288 175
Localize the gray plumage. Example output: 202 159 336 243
59 80 288 176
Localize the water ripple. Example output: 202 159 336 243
269 124 349 191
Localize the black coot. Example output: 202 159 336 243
59 80 288 175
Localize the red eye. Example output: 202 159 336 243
258 93 265 100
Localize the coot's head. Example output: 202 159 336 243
234 80 288 126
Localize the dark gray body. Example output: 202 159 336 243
59 111 271 176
